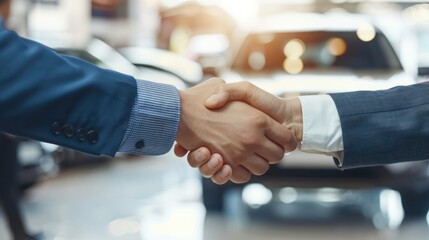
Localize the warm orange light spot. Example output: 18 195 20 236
327 38 347 56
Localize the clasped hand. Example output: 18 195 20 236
175 78 302 184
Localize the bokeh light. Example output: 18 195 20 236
283 58 304 74
283 39 306 59
327 37 347 56
248 51 266 70
356 22 376 42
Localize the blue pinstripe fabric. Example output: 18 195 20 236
118 79 181 155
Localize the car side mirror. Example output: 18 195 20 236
418 67 429 76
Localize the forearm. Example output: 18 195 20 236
330 83 429 168
0 25 137 156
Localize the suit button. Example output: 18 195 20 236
76 128 87 142
87 130 99 144
62 124 75 138
135 140 145 149
51 122 62 135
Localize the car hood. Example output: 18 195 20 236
219 69 416 96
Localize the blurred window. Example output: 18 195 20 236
232 31 403 73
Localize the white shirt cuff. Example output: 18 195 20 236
298 95 344 164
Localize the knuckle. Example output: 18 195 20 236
217 84 227 93
199 168 212 178
242 134 260 147
284 133 298 151
232 172 252 184
242 81 254 91
254 164 269 176
212 178 225 185
212 175 227 185
187 154 199 168
188 159 198 168
252 114 268 128
276 150 285 162
242 172 252 183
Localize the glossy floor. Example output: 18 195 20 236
1 151 429 240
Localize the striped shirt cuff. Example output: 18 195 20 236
118 79 180 155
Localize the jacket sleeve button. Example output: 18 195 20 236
87 130 99 144
51 122 62 135
62 124 75 138
135 140 145 149
76 128 87 142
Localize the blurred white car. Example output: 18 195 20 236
204 13 427 223
56 39 189 90
219 13 416 168
220 13 415 96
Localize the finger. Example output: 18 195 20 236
256 138 285 164
174 143 188 157
229 165 252 184
265 120 298 152
199 153 224 178
240 154 270 176
205 82 286 122
211 165 232 185
187 147 211 168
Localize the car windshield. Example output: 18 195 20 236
232 31 403 73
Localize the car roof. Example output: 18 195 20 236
249 13 378 33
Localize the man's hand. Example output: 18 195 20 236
205 81 303 141
177 81 303 184
176 78 297 183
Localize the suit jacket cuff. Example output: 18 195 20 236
118 79 180 155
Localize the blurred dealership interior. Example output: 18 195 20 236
1 0 429 239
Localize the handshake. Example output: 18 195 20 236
175 78 303 185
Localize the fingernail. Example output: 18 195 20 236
220 166 230 178
206 94 219 105
207 155 220 169
195 149 207 162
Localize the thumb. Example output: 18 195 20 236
205 82 286 123
205 90 231 109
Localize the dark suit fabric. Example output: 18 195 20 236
330 82 429 168
0 24 136 157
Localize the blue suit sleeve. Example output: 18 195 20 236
0 24 180 157
330 83 429 168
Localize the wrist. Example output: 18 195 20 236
177 90 188 145
283 97 303 143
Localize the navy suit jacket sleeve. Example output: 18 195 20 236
330 82 429 168
0 24 137 156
